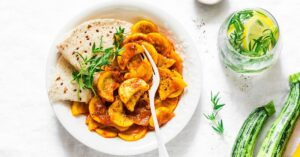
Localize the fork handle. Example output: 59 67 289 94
149 93 170 157
158 139 169 157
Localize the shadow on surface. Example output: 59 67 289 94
221 58 285 100
56 119 119 157
166 88 203 157
193 0 230 23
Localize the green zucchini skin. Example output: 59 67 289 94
257 73 300 157
232 101 276 157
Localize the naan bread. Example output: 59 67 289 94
57 19 132 70
48 56 92 103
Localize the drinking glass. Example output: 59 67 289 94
218 8 281 74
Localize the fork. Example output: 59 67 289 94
141 45 170 157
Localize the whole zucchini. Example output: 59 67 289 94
232 101 276 157
257 72 300 157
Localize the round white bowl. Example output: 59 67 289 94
46 0 202 156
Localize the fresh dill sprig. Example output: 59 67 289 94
204 92 225 135
72 27 125 98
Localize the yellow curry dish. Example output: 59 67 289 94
49 19 186 141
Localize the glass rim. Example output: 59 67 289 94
224 8 281 59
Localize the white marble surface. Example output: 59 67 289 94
0 0 299 156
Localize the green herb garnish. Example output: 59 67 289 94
72 27 125 98
228 10 254 52
244 28 277 57
204 92 225 135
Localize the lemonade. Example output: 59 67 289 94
218 8 281 73
227 9 279 57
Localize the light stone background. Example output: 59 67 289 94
0 0 299 156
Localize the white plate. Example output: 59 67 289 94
46 0 202 156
